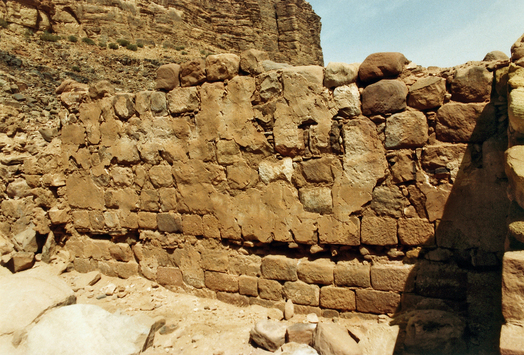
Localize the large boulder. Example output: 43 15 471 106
361 80 407 116
206 53 240 82
385 110 428 149
436 102 496 143
324 62 359 88
155 64 180 91
407 76 446 110
26 304 161 355
358 52 408 83
450 66 493 103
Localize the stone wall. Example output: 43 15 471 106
0 48 512 353
0 0 323 66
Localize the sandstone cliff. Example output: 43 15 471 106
0 0 323 66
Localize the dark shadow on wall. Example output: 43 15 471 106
390 97 509 354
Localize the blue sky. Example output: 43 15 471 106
307 0 524 67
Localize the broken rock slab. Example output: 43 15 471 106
25 304 159 355
251 319 288 352
313 323 362 355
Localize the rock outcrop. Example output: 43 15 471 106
0 0 323 66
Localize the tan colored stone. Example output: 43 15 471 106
261 255 297 281
283 281 319 306
362 79 408 116
334 262 370 288
138 212 157 230
390 150 416 183
398 218 435 246
436 102 496 143
156 212 182 233
299 187 332 214
155 63 181 91
216 139 241 165
181 214 203 236
371 263 414 292
66 173 104 210
333 83 362 118
203 214 221 239
297 259 334 285
361 217 398 246
450 66 492 103
239 275 258 297
167 86 199 114
286 323 316 345
180 59 206 87
500 323 524 355
159 188 177 212
201 249 228 272
506 145 524 210
205 271 238 292
324 62 360 88
258 278 283 301
206 53 240 81
356 289 400 314
112 137 140 164
140 190 159 212
157 266 183 286
359 52 408 83
240 49 270 75
113 93 135 120
408 76 446 110
61 124 85 145
320 286 356 311
502 251 524 322
318 215 360 245
148 165 173 188
385 110 428 149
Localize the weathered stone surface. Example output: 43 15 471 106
180 59 206 87
283 281 320 306
450 66 493 102
500 323 524 355
261 256 298 281
359 52 408 83
404 310 466 355
333 83 361 118
156 266 183 286
362 79 407 116
407 76 447 110
506 146 524 210
26 304 157 355
240 49 270 75
206 53 240 81
398 218 435 246
150 91 167 116
415 261 467 301
313 323 362 355
259 158 293 184
385 110 428 149
318 215 360 245
113 94 135 120
167 86 199 114
355 289 400 314
299 187 332 214
436 102 496 143
297 259 334 285
250 319 287 352
239 275 258 296
483 50 509 61
371 185 407 218
155 63 180 91
339 118 387 215
324 62 360 88
287 323 316 345
259 278 283 301
502 251 524 322
320 286 356 311
334 262 370 288
205 271 238 292
371 263 414 292
361 217 397 246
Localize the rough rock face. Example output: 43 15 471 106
0 0 323 66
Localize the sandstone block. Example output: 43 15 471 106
500 323 524 355
138 212 157 230
398 218 435 246
150 91 167 116
111 167 134 187
436 102 496 143
48 208 70 225
259 71 282 101
361 217 398 246
205 271 238 292
201 249 228 272
361 79 408 116
72 210 90 231
140 190 159 212
408 76 446 110
299 187 332 214
318 215 360 245
385 110 428 149
283 281 320 307
167 86 199 114
371 263 414 292
240 49 270 75
334 83 362 118
261 255 298 281
156 212 182 233
359 52 408 83
113 93 135 120
109 243 133 262
356 289 400 314
324 62 360 88
282 65 324 88
450 66 492 102
390 150 416 183
155 63 181 91
135 91 152 116
216 139 241 165
415 261 467 301
206 53 240 81
334 262 370 288
313 323 362 355
66 174 104 210
250 319 287 352
159 188 177 212
114 261 139 279
8 251 35 273
509 86 524 134
203 214 221 239
239 275 258 297
61 124 85 145
506 146 524 210
148 165 173 188
502 251 524 322
258 278 283 301
112 137 140 164
103 211 120 229
180 59 206 87
182 214 203 236
258 157 293 184
120 211 138 229
286 323 316 345
370 185 407 218
300 157 335 183
297 259 334 285
216 292 250 307
320 286 356 311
